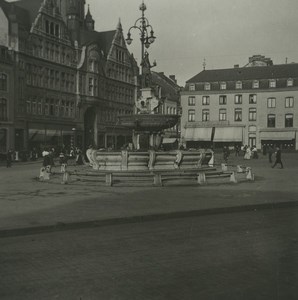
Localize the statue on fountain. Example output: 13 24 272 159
136 51 160 114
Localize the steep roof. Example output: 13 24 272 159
152 72 180 102
187 64 298 83
80 29 116 57
9 0 43 28
0 0 32 31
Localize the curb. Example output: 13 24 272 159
1 200 298 239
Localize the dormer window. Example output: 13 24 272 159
253 80 259 88
220 82 226 90
189 84 195 91
269 79 276 88
235 81 242 89
204 82 210 91
287 78 293 87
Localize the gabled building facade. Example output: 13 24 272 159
0 0 138 155
151 72 181 139
181 55 298 150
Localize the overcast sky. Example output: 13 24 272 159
85 0 298 86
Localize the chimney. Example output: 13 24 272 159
169 75 177 84
234 64 239 68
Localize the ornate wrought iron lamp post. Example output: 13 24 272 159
125 1 156 76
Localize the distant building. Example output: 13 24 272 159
151 72 181 139
181 55 298 150
0 0 139 154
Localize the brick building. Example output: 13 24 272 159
0 0 139 155
181 55 298 150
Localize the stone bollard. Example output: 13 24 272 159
39 166 50 181
237 165 245 173
61 172 70 184
60 163 67 173
208 154 214 167
246 167 254 181
221 163 228 172
229 172 237 183
197 172 206 185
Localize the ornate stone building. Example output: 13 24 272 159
0 0 138 154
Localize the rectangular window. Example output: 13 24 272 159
253 80 259 88
26 100 31 114
0 73 7 91
189 84 195 91
249 108 257 121
0 98 7 120
287 79 293 87
44 99 49 115
235 81 242 89
55 100 59 116
202 109 209 121
188 109 195 122
267 98 276 108
285 114 293 127
285 97 294 108
32 100 37 114
204 83 210 91
267 114 275 127
269 80 276 88
234 108 242 122
220 82 226 90
49 100 54 116
219 109 226 121
37 100 42 115
188 96 195 106
88 77 94 95
249 94 257 104
235 95 242 104
219 95 227 105
202 96 210 105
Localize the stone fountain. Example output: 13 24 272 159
118 51 180 150
86 2 213 172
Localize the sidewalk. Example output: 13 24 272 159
0 152 297 236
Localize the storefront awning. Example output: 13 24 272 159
29 129 45 142
260 131 296 140
162 138 177 144
184 128 213 141
213 127 243 142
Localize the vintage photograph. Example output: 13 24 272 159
0 0 298 299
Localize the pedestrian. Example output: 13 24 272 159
6 149 13 168
42 152 51 168
272 146 284 169
244 146 251 160
235 145 240 157
262 144 267 156
252 146 258 159
268 145 274 163
223 146 229 163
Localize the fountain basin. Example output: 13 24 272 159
118 114 180 132
86 149 213 171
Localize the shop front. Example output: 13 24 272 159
260 130 296 150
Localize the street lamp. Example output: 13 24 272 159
125 1 156 70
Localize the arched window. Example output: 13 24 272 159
0 73 7 91
0 98 7 120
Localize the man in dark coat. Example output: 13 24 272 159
272 146 284 169
6 149 13 168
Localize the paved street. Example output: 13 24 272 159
1 206 298 300
0 152 298 232
0 152 298 299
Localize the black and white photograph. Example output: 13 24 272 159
0 0 298 299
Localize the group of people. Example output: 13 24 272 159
222 144 284 168
42 147 84 169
